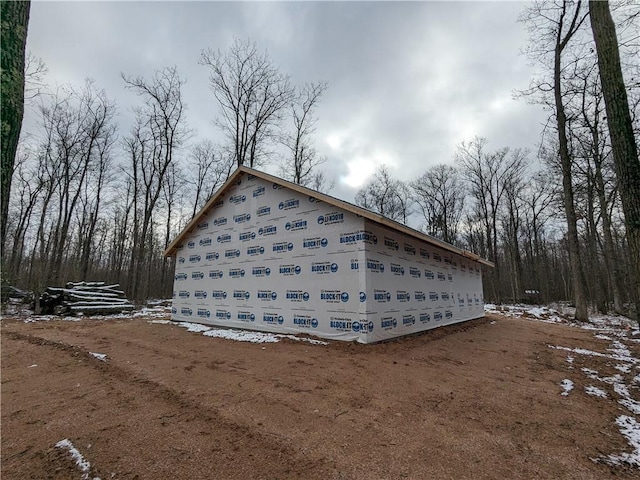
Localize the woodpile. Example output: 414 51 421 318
38 282 134 315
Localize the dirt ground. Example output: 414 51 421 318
1 312 638 479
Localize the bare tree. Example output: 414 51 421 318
520 0 590 321
23 82 117 285
24 51 48 102
456 137 528 303
5 148 43 279
590 0 640 320
520 170 557 302
76 116 117 280
200 39 294 168
185 139 234 218
411 164 465 245
122 66 187 300
572 62 626 314
307 170 335 194
279 81 328 186
501 166 527 302
355 165 413 223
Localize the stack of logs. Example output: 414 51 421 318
39 282 134 315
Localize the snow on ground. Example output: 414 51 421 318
585 385 608 398
484 303 565 324
89 352 108 362
148 319 328 344
489 303 640 468
602 416 640 468
170 321 329 345
560 379 574 396
55 439 100 480
4 302 173 323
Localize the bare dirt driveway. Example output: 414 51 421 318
2 310 638 479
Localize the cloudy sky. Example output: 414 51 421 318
25 1 548 204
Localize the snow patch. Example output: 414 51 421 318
585 385 608 398
616 364 632 374
610 340 634 361
203 328 280 343
549 345 638 364
89 352 107 362
560 379 574 396
598 416 640 467
614 384 640 415
55 439 100 480
175 322 212 333
166 321 329 345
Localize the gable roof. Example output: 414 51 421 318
163 166 494 267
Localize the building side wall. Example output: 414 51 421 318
170 172 368 341
360 221 484 343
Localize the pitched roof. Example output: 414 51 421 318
163 166 494 267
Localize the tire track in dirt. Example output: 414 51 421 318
2 330 339 480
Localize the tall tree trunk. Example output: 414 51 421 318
590 0 640 322
1 0 30 262
594 151 625 314
586 170 606 313
551 0 589 321
555 55 589 321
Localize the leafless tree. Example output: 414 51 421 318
200 39 294 168
411 164 465 245
306 170 335 194
75 116 117 280
279 81 328 186
185 139 234 218
355 165 413 223
520 170 557 302
456 137 528 303
24 52 48 102
520 0 590 321
571 62 627 314
29 82 117 285
5 148 43 279
122 66 187 299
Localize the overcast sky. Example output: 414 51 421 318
25 1 549 204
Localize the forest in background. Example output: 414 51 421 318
1 1 638 320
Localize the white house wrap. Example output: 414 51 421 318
164 167 492 343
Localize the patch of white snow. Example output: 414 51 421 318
599 416 640 467
585 385 608 398
595 334 613 340
560 379 574 396
55 439 99 480
89 352 107 362
616 364 632 374
175 322 212 333
203 328 279 343
160 321 329 345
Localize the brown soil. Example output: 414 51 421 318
1 313 638 479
